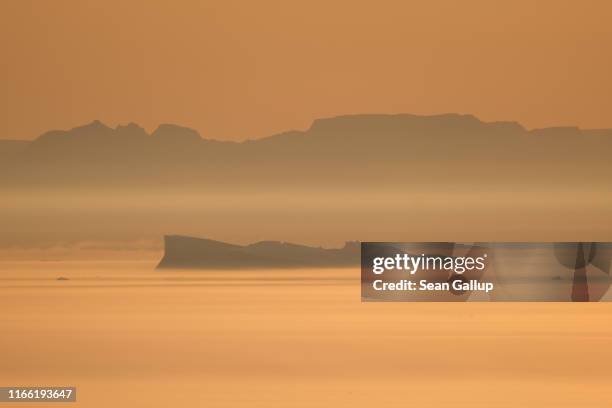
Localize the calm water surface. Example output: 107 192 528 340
1 260 612 407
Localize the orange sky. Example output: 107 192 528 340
1 0 611 141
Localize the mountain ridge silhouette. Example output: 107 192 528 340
1 113 610 188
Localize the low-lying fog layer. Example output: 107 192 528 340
1 188 611 253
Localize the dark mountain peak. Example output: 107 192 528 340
115 122 149 139
307 113 484 134
71 120 112 134
306 113 529 139
33 120 113 146
27 120 151 157
151 124 201 142
116 122 145 131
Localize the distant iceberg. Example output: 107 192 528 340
157 235 359 269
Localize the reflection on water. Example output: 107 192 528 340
2 261 612 407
